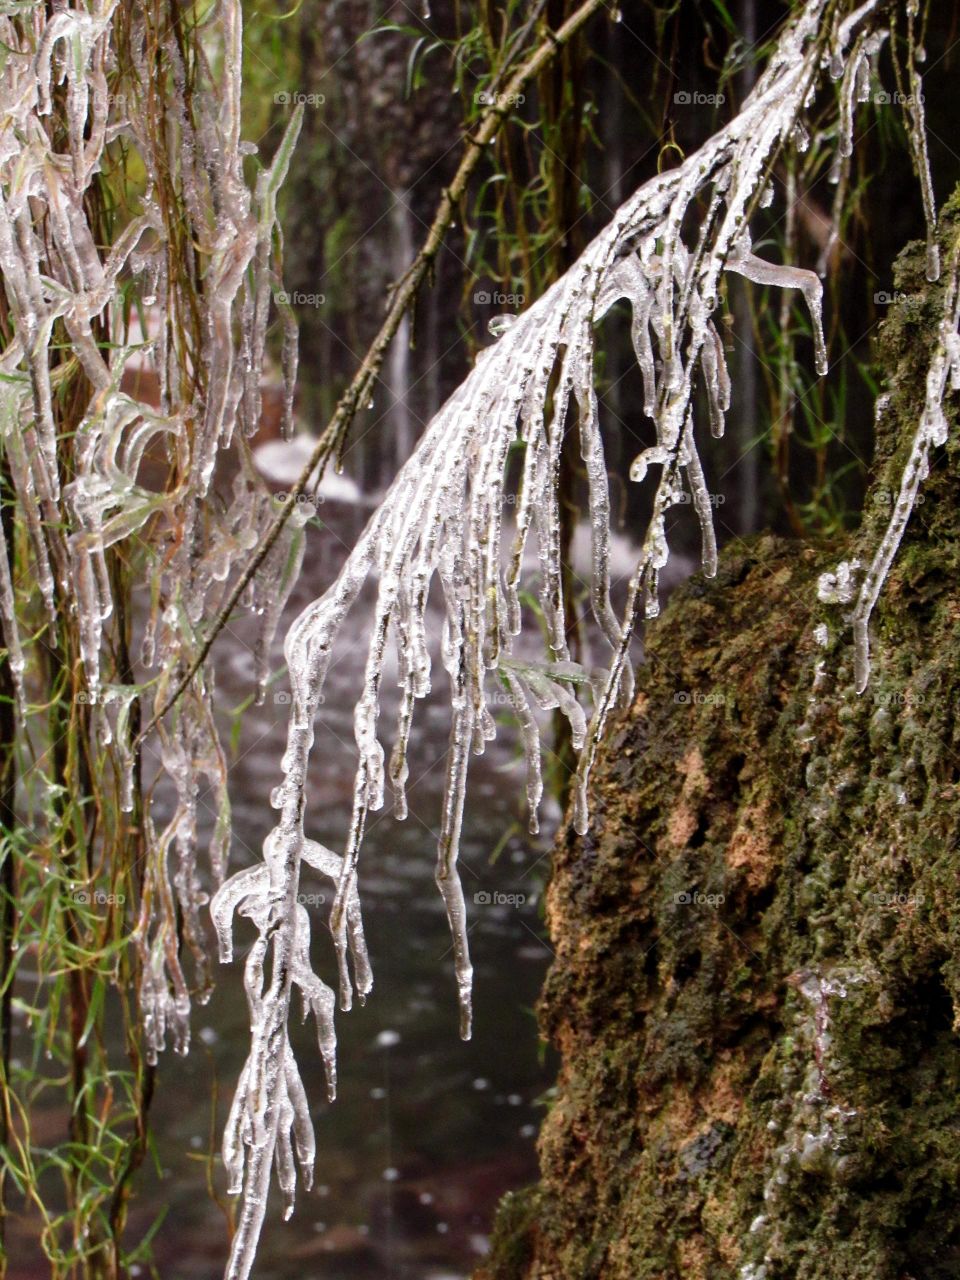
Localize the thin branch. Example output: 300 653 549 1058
135 0 610 747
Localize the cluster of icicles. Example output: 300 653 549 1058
0 0 305 1066
210 2 955 1277
0 0 955 1275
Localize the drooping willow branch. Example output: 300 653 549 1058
211 3 945 1276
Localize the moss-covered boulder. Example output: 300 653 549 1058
477 204 960 1280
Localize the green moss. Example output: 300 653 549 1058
475 1188 541 1280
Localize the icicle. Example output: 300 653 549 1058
726 233 829 375
0 493 26 720
852 251 960 691
279 298 299 441
574 346 623 652
388 683 413 820
683 420 719 577
904 38 939 282
291 901 338 1102
502 671 543 834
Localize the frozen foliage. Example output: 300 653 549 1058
0 0 951 1274
210 2 954 1274
817 558 860 605
0 0 303 1067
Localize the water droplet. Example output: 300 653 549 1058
488 315 517 339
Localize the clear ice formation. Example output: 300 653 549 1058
208 4 949 1276
851 248 960 691
0 0 303 1078
0 0 948 1276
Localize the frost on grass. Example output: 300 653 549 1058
209 2 947 1275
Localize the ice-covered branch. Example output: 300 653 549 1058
851 237 960 691
213 3 897 1274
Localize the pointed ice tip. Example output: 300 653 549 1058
927 244 941 283
853 617 870 693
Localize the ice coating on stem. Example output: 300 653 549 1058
0 0 306 1080
903 3 940 284
726 231 828 376
0 466 26 717
852 247 960 692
